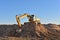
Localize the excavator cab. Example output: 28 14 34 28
28 15 34 22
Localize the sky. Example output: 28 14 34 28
0 0 60 24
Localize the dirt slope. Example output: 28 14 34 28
0 24 60 40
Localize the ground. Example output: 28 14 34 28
0 23 60 40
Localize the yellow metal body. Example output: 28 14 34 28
16 13 40 28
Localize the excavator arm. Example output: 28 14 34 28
16 13 30 28
16 15 21 28
19 13 30 18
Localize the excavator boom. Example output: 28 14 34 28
19 13 30 18
16 13 30 28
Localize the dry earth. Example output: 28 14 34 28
0 23 60 40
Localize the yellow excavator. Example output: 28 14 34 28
16 13 41 37
16 13 40 28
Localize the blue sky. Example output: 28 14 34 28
0 0 60 24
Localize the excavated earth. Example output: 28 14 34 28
0 23 60 40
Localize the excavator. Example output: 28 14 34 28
16 13 41 37
16 13 40 28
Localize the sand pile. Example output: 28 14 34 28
0 23 60 40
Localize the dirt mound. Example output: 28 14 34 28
0 24 60 40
